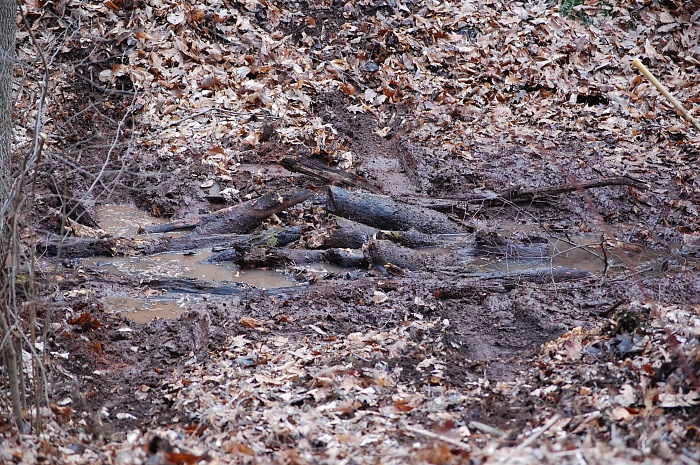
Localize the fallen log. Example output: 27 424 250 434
307 216 379 249
400 175 648 212
433 267 592 299
207 246 367 269
143 189 314 235
39 237 120 258
40 226 302 258
211 247 325 268
364 240 439 271
143 277 249 295
363 234 550 272
162 226 301 257
327 186 463 234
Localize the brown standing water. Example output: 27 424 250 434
86 206 687 322
88 206 339 321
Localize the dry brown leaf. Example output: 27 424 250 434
224 442 255 455
339 83 356 96
163 451 206 465
200 75 222 90
68 313 101 331
239 316 265 329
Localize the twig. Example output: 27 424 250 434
162 107 217 128
498 414 561 463
599 235 610 277
279 156 382 193
402 176 648 211
497 175 648 203
404 424 472 452
467 420 506 437
632 58 700 133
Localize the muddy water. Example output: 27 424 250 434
91 206 302 322
478 237 672 276
100 297 186 324
86 252 297 287
91 206 682 322
94 204 169 238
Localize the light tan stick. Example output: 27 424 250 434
631 58 700 132
404 424 472 452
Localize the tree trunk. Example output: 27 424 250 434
0 0 20 431
0 0 15 203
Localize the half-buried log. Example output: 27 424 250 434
144 189 314 235
327 186 463 234
474 230 549 259
41 226 302 258
206 246 367 269
432 267 592 298
306 216 379 249
363 240 465 271
363 234 550 272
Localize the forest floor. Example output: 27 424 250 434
2 0 700 464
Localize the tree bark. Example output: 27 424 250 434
327 186 463 234
39 226 303 258
0 0 21 431
143 189 313 235
0 0 15 203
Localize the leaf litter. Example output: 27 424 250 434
4 0 700 464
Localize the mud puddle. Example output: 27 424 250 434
477 237 674 276
100 296 186 324
94 204 169 237
90 206 686 322
89 206 345 321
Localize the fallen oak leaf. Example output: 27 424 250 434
239 316 266 330
68 313 101 331
164 451 207 465
200 75 222 90
183 423 209 437
223 442 254 455
339 83 356 96
394 398 416 412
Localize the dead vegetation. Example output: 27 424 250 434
2 0 700 464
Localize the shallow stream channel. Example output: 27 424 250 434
84 205 687 323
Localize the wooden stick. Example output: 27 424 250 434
404 424 472 452
496 175 648 202
631 58 700 132
279 156 382 193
